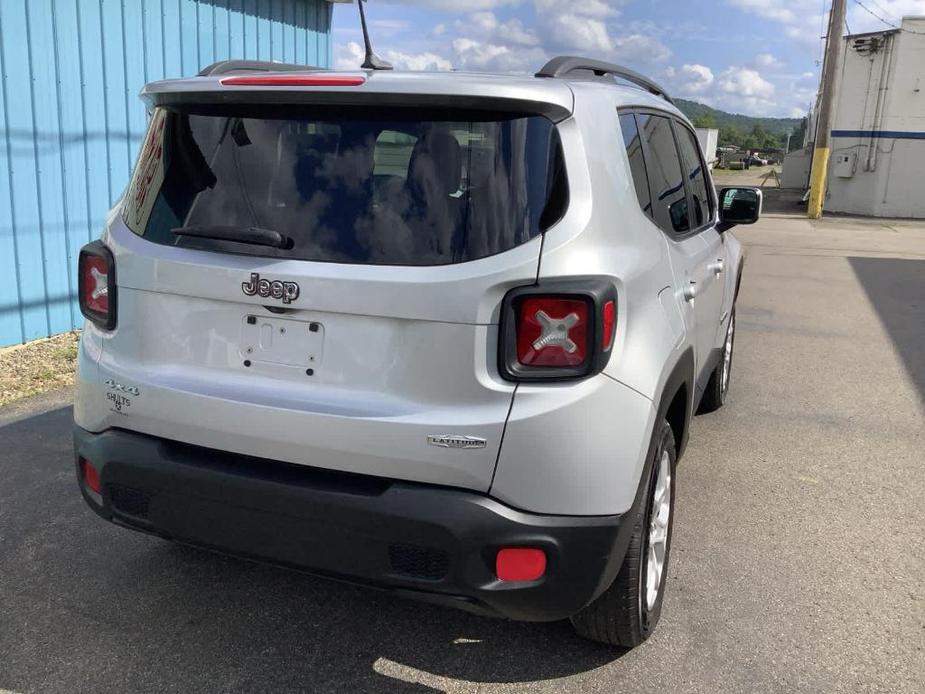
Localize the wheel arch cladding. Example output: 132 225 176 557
658 348 694 460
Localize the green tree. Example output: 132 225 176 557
789 117 808 151
718 125 742 148
691 113 716 129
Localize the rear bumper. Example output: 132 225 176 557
74 425 632 622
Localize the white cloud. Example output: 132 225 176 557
335 0 821 116
366 1 670 74
667 62 792 116
334 41 364 70
452 38 511 66
718 66 775 99
677 64 715 94
725 0 798 23
387 50 455 71
754 52 782 69
534 0 618 19
456 11 539 47
534 0 621 54
380 0 524 10
725 0 824 48
369 19 411 36
848 0 925 33
611 33 672 64
701 65 783 114
451 37 546 72
335 41 453 71
531 1 670 65
549 14 613 51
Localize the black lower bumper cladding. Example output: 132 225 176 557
74 425 632 622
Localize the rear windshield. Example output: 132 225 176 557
123 104 568 266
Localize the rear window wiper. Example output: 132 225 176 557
172 225 292 249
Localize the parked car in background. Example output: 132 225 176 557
73 57 760 647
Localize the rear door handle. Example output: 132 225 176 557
708 260 724 275
683 281 697 302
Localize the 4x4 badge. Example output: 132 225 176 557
427 435 487 450
242 272 300 304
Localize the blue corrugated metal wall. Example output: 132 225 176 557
0 0 333 346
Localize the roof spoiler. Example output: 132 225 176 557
198 60 328 77
536 56 674 105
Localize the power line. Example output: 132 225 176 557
868 0 900 22
851 0 925 35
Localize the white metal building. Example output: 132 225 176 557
825 16 925 218
696 128 719 169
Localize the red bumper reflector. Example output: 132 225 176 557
496 548 547 582
81 459 101 495
220 74 367 87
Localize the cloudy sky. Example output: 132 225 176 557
332 0 925 118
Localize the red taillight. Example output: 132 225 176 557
81 458 101 495
516 297 590 367
220 74 366 87
499 280 617 382
496 548 547 582
82 255 109 314
601 300 616 351
78 242 116 329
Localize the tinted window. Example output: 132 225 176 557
676 125 714 228
636 114 689 234
123 105 567 266
619 113 652 218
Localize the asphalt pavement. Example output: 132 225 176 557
1 204 923 693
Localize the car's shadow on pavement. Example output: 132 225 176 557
849 257 925 405
125 542 623 691
0 404 624 693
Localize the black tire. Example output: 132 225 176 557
570 421 677 648
698 308 736 414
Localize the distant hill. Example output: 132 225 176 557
675 99 803 149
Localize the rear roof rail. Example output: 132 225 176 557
198 60 327 77
536 56 674 105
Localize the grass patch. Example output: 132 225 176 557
0 331 80 407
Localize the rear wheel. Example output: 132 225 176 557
570 421 677 647
698 308 735 414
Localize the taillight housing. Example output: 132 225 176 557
499 278 617 382
78 241 116 330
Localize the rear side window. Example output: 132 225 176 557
675 125 714 228
635 114 689 235
123 105 567 266
619 113 652 218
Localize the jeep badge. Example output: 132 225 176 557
242 272 300 304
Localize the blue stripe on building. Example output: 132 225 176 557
831 130 925 140
0 0 333 347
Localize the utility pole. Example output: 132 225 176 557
808 0 847 219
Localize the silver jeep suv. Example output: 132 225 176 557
73 56 759 647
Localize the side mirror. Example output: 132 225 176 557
718 187 762 231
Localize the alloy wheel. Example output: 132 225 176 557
645 448 672 611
